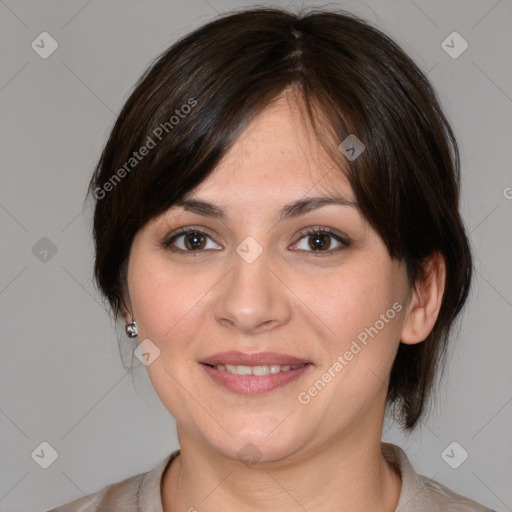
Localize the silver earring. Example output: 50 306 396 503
125 319 138 338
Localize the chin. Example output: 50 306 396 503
207 422 308 465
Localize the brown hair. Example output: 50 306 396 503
87 7 472 431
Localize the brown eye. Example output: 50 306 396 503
291 227 350 254
307 232 332 251
163 227 222 255
184 232 207 250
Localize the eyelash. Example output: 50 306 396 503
162 225 350 257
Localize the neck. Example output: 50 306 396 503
162 429 401 512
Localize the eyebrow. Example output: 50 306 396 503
173 195 357 221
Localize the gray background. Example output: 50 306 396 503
1 0 511 510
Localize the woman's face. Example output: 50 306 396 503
126 92 412 463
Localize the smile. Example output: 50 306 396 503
201 362 312 395
209 363 306 375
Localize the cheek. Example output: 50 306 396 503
128 256 217 342
295 270 404 416
294 260 405 393
127 255 210 425
296 262 400 340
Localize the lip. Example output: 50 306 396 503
199 351 313 396
201 363 312 395
199 351 311 366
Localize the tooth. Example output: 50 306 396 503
217 363 303 375
237 365 252 375
252 365 269 375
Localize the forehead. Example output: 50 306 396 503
188 91 354 205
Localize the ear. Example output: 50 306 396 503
122 308 133 325
120 286 133 325
401 252 446 344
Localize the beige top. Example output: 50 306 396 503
48 443 495 511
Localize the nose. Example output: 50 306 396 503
213 243 292 334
